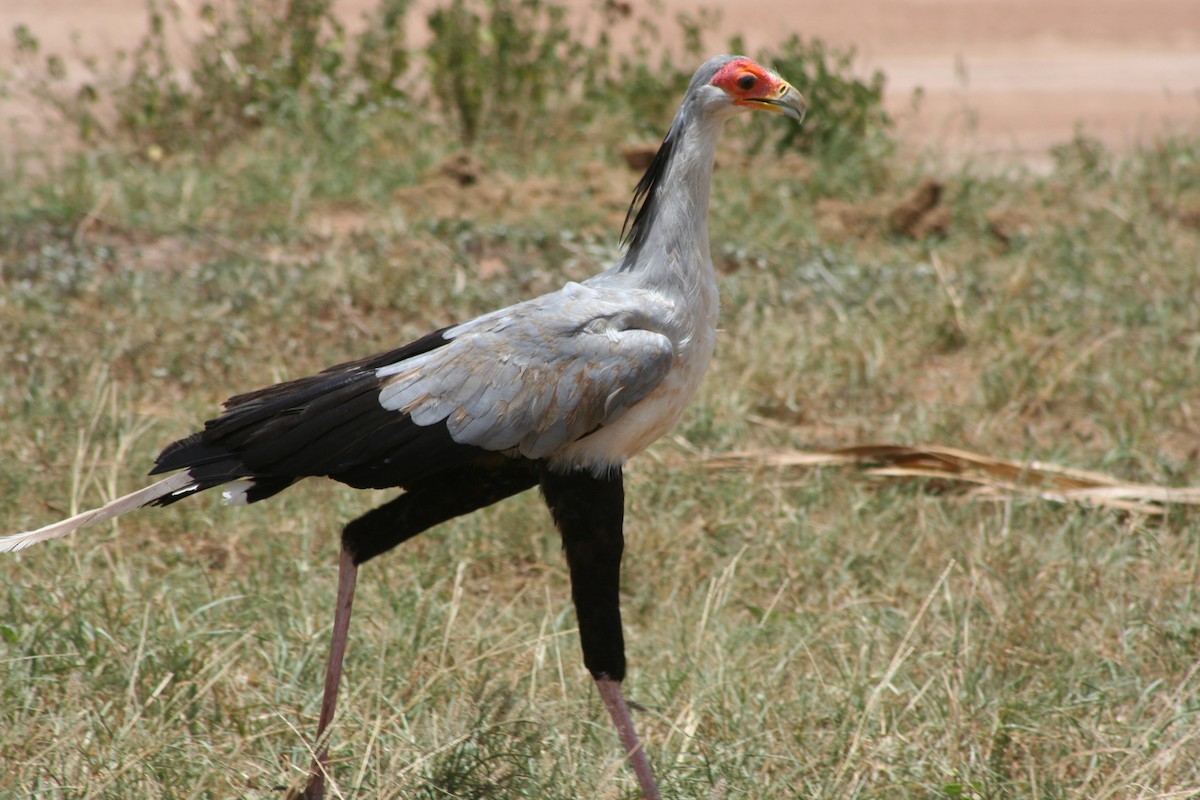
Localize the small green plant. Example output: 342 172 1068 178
1049 127 1110 180
8 0 894 169
585 6 720 136
425 0 613 145
10 0 412 155
756 35 893 160
8 23 104 142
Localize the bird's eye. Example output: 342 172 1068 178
737 73 757 91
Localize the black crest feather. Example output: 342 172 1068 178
619 124 679 267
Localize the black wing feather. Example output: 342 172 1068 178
150 325 494 499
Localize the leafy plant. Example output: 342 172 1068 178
425 0 610 145
757 34 893 160
5 0 897 181
585 6 720 136
9 0 412 155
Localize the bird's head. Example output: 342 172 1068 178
619 55 806 257
697 55 806 124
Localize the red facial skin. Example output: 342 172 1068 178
708 58 786 105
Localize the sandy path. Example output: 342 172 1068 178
2 0 1198 162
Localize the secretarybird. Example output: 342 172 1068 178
3 55 803 799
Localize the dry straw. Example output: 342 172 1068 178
707 444 1200 516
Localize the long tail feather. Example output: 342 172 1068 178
0 472 199 553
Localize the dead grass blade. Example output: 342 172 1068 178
706 444 1200 515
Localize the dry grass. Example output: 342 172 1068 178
2 91 1199 799
707 444 1200 515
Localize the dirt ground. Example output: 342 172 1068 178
2 0 1199 165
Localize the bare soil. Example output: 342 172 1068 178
2 0 1198 164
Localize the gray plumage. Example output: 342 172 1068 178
377 282 676 462
375 53 802 473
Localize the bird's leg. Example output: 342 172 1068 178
596 676 661 800
540 466 660 800
305 546 358 800
301 457 541 799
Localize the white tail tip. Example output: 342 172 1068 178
220 479 255 506
0 472 199 553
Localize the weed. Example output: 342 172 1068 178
9 0 413 155
762 35 892 157
8 0 891 166
426 0 595 145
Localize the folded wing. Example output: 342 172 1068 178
152 283 675 497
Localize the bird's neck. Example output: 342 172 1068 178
618 111 727 296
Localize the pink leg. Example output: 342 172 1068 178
595 677 661 800
304 548 358 800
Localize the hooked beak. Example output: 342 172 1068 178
741 81 806 124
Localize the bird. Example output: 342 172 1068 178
2 54 804 800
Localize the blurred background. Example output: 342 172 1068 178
4 0 1198 166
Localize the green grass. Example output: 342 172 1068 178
3 14 1200 796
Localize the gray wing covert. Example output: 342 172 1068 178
376 289 675 459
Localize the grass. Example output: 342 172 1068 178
3 5 1200 797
